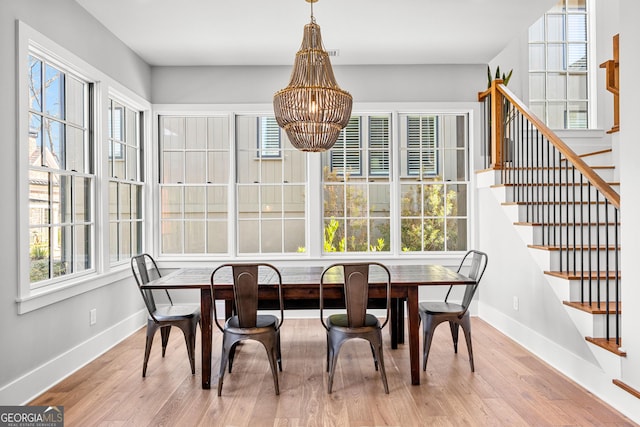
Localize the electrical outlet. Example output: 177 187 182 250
513 296 519 311
90 308 97 325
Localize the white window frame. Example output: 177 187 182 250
16 22 150 313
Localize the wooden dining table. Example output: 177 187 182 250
142 264 475 389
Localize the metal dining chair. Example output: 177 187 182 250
320 262 391 394
130 254 201 377
418 250 488 372
210 263 284 396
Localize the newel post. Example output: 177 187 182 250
490 79 505 170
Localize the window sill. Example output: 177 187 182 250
16 268 132 314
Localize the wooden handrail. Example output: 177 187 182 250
479 81 620 209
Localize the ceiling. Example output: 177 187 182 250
75 0 558 67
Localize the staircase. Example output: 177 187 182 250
478 81 624 381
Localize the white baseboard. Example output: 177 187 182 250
0 310 147 406
478 302 640 424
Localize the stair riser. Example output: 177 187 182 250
503 185 620 203
531 225 619 246
565 307 620 338
567 279 620 303
547 250 619 272
515 204 618 223
500 167 615 183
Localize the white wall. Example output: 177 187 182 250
151 64 485 104
619 0 640 395
0 0 152 405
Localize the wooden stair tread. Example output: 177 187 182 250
613 379 640 399
545 271 621 280
561 148 612 160
585 337 626 356
529 244 620 251
563 300 620 314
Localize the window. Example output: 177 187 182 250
108 99 143 264
529 0 590 129
399 114 468 252
236 115 307 254
159 116 230 254
259 117 281 158
157 110 470 257
27 53 94 286
322 115 391 253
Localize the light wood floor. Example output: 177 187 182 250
30 318 636 426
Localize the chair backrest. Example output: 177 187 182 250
210 263 283 332
446 250 488 312
320 262 391 329
131 254 172 319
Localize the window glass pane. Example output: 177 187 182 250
546 14 565 41
529 44 546 70
568 73 587 99
161 221 182 253
186 117 207 149
567 14 586 42
66 126 85 173
369 116 390 176
567 43 587 70
162 152 184 183
126 146 137 181
547 102 566 128
161 187 182 219
43 119 64 169
109 182 118 221
568 101 588 128
66 76 84 126
185 151 206 183
74 177 91 223
44 64 64 119
52 175 71 225
547 73 566 99
109 222 118 263
29 113 42 164
283 219 305 252
446 219 467 251
547 44 566 70
238 220 259 253
283 148 306 183
28 56 42 112
185 187 206 219
119 183 131 220
207 221 228 253
162 117 185 149
52 225 71 277
30 227 50 283
529 73 546 100
208 117 228 150
261 220 282 253
207 187 227 218
207 152 229 183
185 221 206 253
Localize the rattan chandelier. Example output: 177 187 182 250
273 0 352 152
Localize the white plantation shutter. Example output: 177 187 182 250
260 116 281 157
331 117 361 175
369 116 390 176
407 116 437 176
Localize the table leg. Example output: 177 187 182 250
390 298 398 349
200 288 212 389
407 287 420 385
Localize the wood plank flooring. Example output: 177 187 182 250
30 318 637 426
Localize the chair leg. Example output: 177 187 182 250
143 322 158 377
369 343 379 371
422 315 438 371
263 342 280 395
370 332 389 394
160 326 171 357
460 315 475 372
218 334 234 396
449 321 460 354
179 321 198 375
327 334 346 394
276 329 283 372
